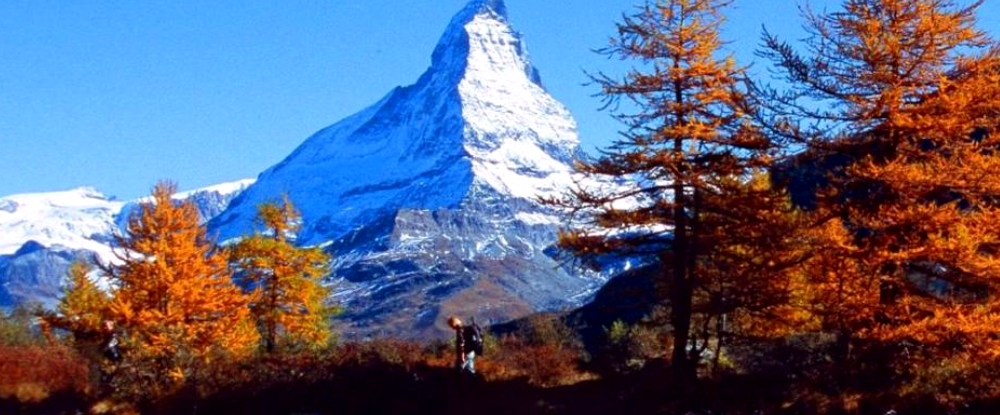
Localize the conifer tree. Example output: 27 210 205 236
106 182 257 376
692 174 816 360
547 0 803 382
49 262 110 337
38 262 113 386
760 0 1000 363
230 196 333 353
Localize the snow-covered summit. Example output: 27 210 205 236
0 187 125 263
117 178 257 231
432 0 521 79
0 179 255 264
211 0 582 244
0 179 256 308
176 179 256 200
207 0 603 338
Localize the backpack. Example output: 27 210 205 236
103 333 122 362
464 321 485 357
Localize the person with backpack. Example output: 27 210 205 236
101 320 122 363
447 316 483 375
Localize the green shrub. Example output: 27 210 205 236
0 306 48 347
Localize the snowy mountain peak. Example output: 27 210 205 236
174 179 256 200
0 187 125 263
476 0 507 15
0 179 254 264
3 187 115 205
432 0 537 86
0 179 256 308
211 0 581 245
454 0 508 23
0 0 606 335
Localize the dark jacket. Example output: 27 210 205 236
454 327 467 359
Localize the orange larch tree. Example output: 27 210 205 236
760 0 1000 370
692 174 817 362
47 262 110 338
40 262 113 387
106 182 257 379
546 0 805 383
229 196 333 353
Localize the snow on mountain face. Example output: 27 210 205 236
0 180 254 309
0 188 125 264
0 180 255 263
118 178 257 231
211 0 602 338
212 0 581 245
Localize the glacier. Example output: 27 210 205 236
0 179 254 309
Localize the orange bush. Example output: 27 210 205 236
0 346 90 402
332 338 425 371
477 334 590 387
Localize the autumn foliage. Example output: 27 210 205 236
540 0 1000 409
42 262 111 347
761 0 1000 386
547 0 808 382
107 182 259 373
0 346 89 403
23 183 345 407
229 196 333 352
8 0 1000 413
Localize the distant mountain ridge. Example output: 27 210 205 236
0 180 254 309
211 0 607 338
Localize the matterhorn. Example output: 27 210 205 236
210 0 605 338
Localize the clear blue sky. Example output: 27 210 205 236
1 0 998 199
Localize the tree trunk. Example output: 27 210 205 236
266 282 277 353
670 271 695 383
712 314 725 377
669 131 695 385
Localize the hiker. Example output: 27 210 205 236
447 316 483 375
97 320 122 386
101 320 122 362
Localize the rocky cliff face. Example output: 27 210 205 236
0 242 96 309
211 0 605 338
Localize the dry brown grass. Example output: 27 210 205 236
478 335 593 387
0 345 90 403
